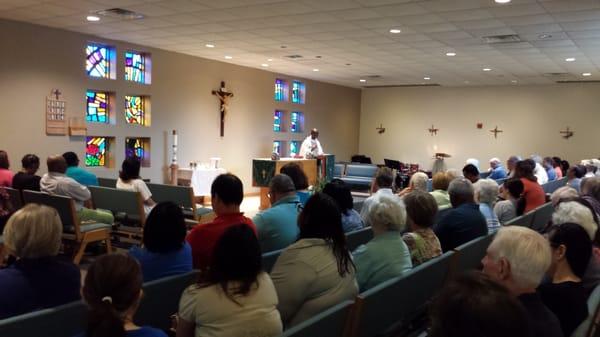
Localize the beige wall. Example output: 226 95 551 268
359 84 600 171
0 19 361 191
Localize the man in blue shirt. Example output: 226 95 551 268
488 158 507 180
253 174 301 253
62 151 98 186
434 178 488 252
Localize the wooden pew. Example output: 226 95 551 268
88 186 145 244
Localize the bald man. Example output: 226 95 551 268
40 155 113 224
299 128 324 158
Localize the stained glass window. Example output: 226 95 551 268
292 80 305 104
273 141 282 155
86 91 109 123
86 44 110 78
275 79 286 101
291 111 303 133
125 51 145 83
86 137 107 167
125 96 145 125
126 138 145 161
290 141 300 157
274 110 283 132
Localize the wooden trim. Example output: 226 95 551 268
69 199 83 241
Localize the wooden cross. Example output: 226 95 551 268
560 126 574 139
212 81 234 137
51 89 62 100
428 124 439 136
490 126 503 138
376 123 386 134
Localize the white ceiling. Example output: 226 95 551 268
2 0 600 87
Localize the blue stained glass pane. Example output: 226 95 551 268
126 138 145 161
273 110 282 132
125 51 145 83
290 141 300 156
275 79 285 101
86 44 110 78
292 80 305 104
273 141 281 155
291 111 302 133
86 91 109 123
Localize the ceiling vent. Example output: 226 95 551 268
556 80 600 84
284 55 303 59
482 34 522 44
364 84 441 88
95 8 145 20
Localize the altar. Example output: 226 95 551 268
178 167 227 196
252 155 335 209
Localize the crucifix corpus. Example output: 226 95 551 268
212 81 234 137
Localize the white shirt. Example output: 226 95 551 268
299 136 323 158
40 172 91 210
534 163 548 184
116 178 153 214
178 272 282 337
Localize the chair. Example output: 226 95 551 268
22 190 112 264
281 300 354 337
146 182 213 221
0 300 86 337
530 202 553 232
426 179 432 192
480 171 491 179
89 186 145 226
348 251 455 337
450 233 495 277
345 227 374 251
334 163 345 178
571 284 600 337
135 270 200 331
4 187 23 210
504 210 535 228
543 177 567 194
97 177 117 188
262 249 284 273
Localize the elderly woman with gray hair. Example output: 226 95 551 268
398 172 429 198
0 204 81 319
476 179 500 232
353 194 412 291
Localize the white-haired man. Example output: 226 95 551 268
488 158 507 180
482 226 563 337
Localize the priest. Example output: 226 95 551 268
299 128 324 158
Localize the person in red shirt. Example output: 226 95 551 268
515 159 546 213
186 173 256 270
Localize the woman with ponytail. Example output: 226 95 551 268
81 254 167 337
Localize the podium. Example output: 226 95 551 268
252 155 335 210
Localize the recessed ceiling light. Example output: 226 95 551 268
538 33 552 39
261 63 269 67
424 77 431 80
205 44 215 48
389 28 401 34
565 57 576 62
464 80 470 84
446 52 456 56
313 68 319 72
583 72 592 76
267 58 273 61
495 0 511 3
86 15 100 22
483 68 492 71
511 80 518 83
359 79 366 83
224 55 232 59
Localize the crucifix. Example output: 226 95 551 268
212 81 234 137
428 124 439 136
376 123 386 134
490 126 503 138
52 88 62 100
560 126 574 139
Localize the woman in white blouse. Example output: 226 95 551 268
271 192 358 328
116 158 156 214
176 224 282 337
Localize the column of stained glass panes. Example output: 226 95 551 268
86 137 107 166
125 96 145 125
125 51 145 83
86 91 109 123
86 44 110 78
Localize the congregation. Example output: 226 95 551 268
2 148 600 337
